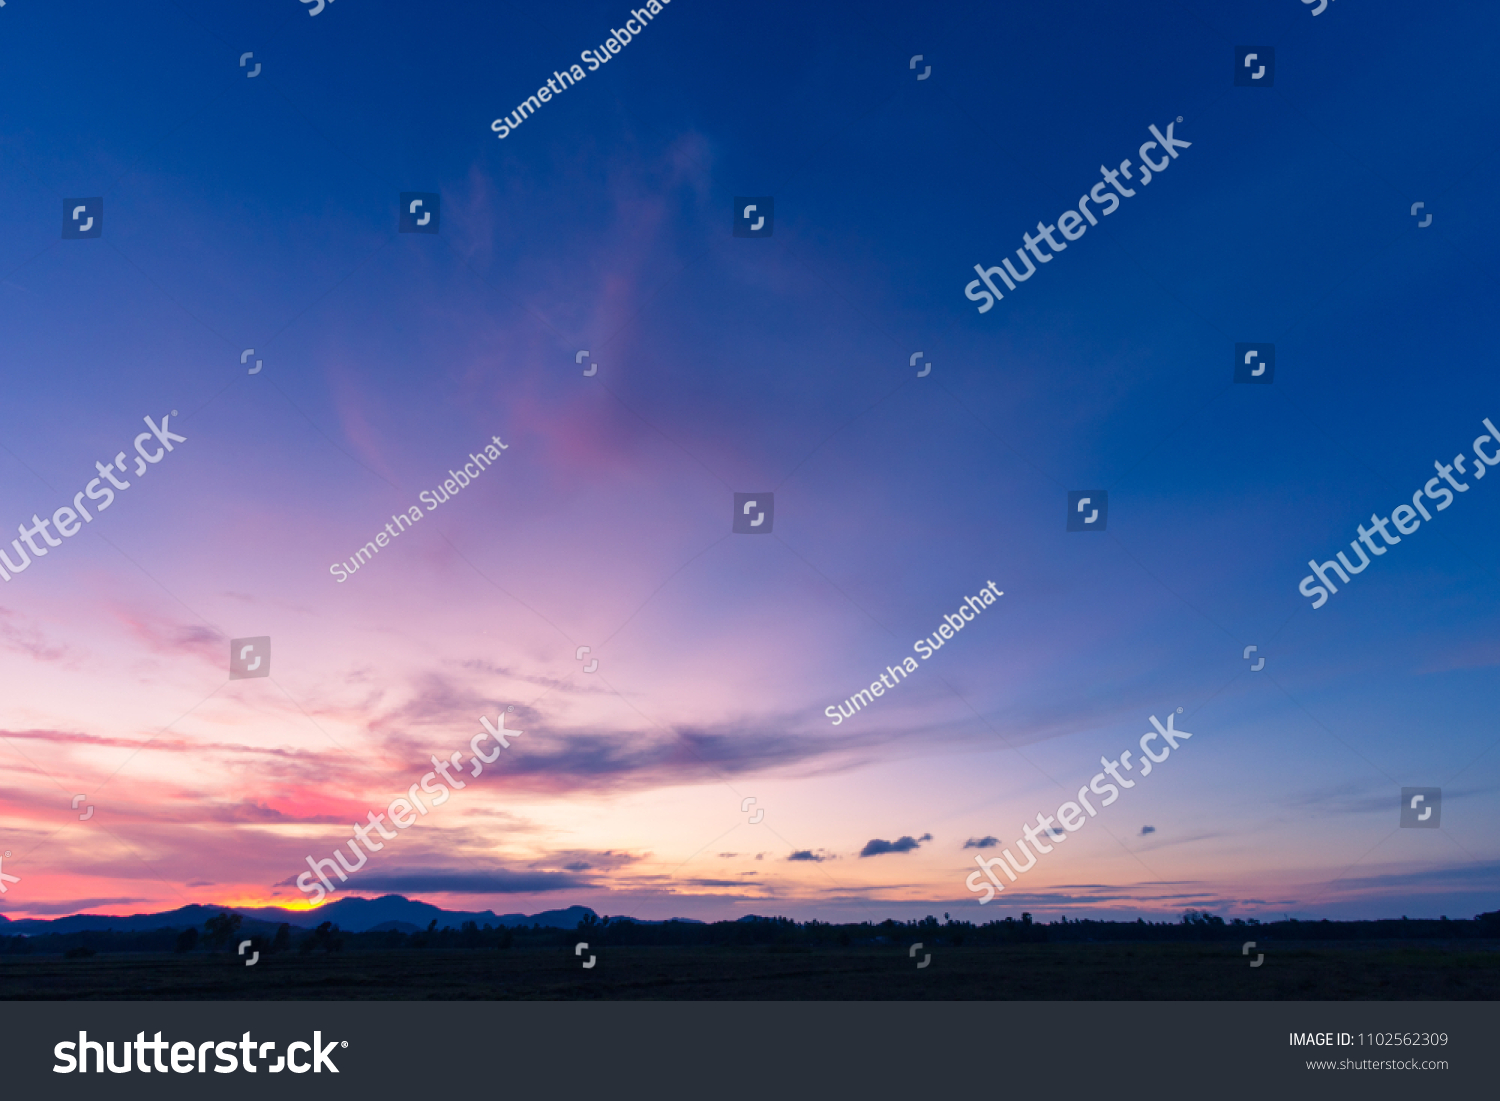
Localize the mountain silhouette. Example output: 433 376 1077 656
0 895 601 935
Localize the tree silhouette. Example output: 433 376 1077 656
202 911 242 950
298 921 344 953
174 927 198 953
271 923 291 954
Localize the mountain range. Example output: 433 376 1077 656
0 895 661 935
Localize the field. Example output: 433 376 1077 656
3 941 1498 1000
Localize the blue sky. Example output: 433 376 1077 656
0 0 1496 923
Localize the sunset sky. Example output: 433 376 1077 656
1 0 1497 925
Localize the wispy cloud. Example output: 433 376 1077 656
342 869 589 894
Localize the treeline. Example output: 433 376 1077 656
554 910 1500 949
4 908 1497 957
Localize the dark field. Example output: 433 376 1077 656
4 941 1498 1000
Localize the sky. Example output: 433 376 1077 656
0 0 1497 926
